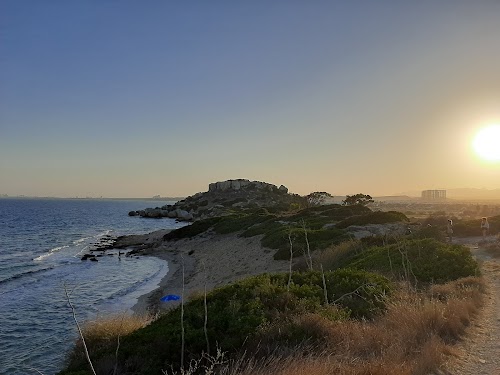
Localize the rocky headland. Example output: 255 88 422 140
128 179 304 221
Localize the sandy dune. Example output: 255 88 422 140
129 230 289 314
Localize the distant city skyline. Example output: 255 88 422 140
2 1 500 198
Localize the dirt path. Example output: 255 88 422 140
444 236 500 374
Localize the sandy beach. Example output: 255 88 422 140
120 229 289 315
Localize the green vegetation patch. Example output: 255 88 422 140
268 227 350 260
213 213 276 234
163 205 412 261
335 211 409 229
344 238 479 284
163 217 222 240
286 204 372 229
60 269 391 375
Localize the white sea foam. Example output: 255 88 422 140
74 245 89 257
72 236 92 245
34 253 52 261
33 245 70 261
97 229 113 237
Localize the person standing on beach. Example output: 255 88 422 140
481 217 489 238
447 219 453 243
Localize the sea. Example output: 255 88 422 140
0 198 186 375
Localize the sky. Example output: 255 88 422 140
1 1 500 198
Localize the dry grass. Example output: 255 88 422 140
81 313 152 342
67 313 152 371
219 277 486 375
66 278 486 375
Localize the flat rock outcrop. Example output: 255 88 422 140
130 179 305 221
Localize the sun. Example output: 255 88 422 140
473 124 500 162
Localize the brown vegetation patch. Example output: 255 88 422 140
66 313 152 368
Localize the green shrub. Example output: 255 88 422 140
287 204 371 228
319 204 372 219
294 240 364 272
269 269 391 318
240 219 284 238
335 211 409 229
411 225 446 242
61 270 391 375
360 235 399 247
266 227 349 260
213 213 275 234
345 238 479 284
163 217 223 240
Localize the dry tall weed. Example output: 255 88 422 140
221 276 486 375
82 313 151 342
67 312 152 371
67 277 485 375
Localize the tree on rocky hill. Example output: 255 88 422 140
342 193 374 206
305 191 333 206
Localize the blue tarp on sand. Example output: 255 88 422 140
160 294 181 302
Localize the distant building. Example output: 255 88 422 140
421 190 446 200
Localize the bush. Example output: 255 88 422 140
163 217 222 240
61 270 391 375
410 225 446 242
287 204 372 228
269 269 391 318
213 213 275 234
267 227 349 260
294 240 364 272
346 238 480 284
335 211 409 229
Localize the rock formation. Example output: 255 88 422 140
130 179 305 221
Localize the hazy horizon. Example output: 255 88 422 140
2 1 500 198
4 185 500 201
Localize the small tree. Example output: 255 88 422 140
342 193 374 206
305 191 333 206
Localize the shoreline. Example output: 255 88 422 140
131 251 182 315
122 228 289 315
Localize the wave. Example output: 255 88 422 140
33 230 113 262
0 266 55 286
72 236 92 245
33 245 70 261
97 229 113 237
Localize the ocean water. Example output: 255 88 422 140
0 198 185 375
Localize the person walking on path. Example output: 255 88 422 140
481 217 490 238
447 219 454 243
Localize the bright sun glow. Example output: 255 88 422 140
473 124 500 162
